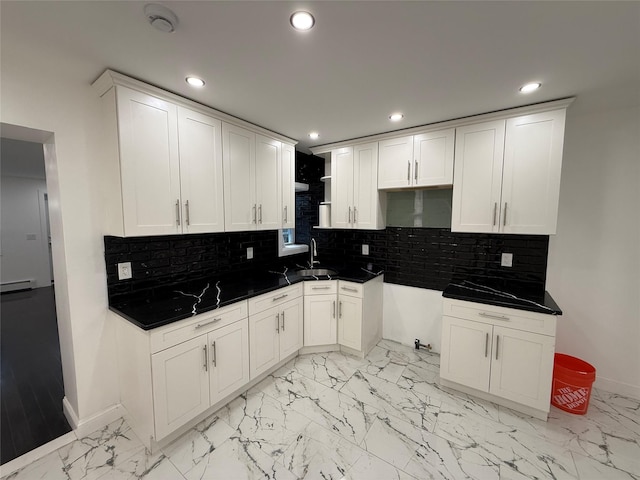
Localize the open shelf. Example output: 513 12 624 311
320 175 332 182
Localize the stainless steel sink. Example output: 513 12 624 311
296 268 337 277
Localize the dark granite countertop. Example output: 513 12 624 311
109 265 383 331
442 281 562 315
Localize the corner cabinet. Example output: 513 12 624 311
377 128 455 189
451 109 567 234
331 143 386 229
440 298 557 420
303 281 338 347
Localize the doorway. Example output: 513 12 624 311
0 136 71 464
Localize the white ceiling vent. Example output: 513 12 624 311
144 4 179 33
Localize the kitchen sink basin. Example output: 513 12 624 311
296 268 337 277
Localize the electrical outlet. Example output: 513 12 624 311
247 247 254 260
501 253 513 267
117 262 132 280
362 244 369 255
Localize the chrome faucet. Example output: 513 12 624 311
309 238 320 267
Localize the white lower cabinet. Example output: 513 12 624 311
337 284 363 351
303 281 337 347
151 318 249 440
248 284 304 379
440 298 557 420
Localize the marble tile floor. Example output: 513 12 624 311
3 339 639 480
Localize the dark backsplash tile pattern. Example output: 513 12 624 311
294 152 324 246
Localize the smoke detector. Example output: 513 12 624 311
144 4 179 33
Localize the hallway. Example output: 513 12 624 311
0 286 71 464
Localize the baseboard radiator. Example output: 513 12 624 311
1 279 36 293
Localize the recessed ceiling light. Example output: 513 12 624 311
309 132 320 140
389 113 404 122
186 76 205 87
520 82 541 93
290 11 315 31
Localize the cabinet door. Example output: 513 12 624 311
331 147 354 228
378 136 414 189
117 87 181 236
152 336 209 439
177 108 224 233
501 110 566 234
249 306 280 379
223 123 256 232
489 326 555 411
451 120 505 233
353 142 381 230
279 298 303 359
281 143 296 229
338 295 362 351
303 294 337 346
208 319 250 405
414 129 455 187
440 316 492 392
255 134 281 230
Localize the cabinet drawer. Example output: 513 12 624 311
151 301 248 353
304 280 337 295
248 283 303 314
443 298 556 336
338 281 363 298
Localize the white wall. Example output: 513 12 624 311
0 174 51 288
1 34 119 424
547 101 640 399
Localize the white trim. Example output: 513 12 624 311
595 376 640 401
310 97 575 154
92 70 297 146
0 430 76 478
63 397 125 438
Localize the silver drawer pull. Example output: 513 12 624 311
195 318 222 329
276 313 280 333
272 294 288 301
484 333 489 358
479 312 509 321
312 286 331 290
495 335 500 360
341 286 358 292
203 345 208 372
212 341 217 367
333 300 336 318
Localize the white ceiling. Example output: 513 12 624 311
1 1 639 152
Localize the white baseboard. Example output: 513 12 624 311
0 430 76 478
594 376 640 400
63 397 125 438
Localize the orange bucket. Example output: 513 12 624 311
551 353 596 415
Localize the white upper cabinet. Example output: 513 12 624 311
331 143 385 229
281 143 295 229
501 110 566 234
255 134 282 230
452 109 566 234
117 87 182 236
377 128 454 189
177 107 225 234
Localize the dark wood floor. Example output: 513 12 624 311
1 286 71 465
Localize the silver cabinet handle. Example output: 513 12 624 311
353 206 357 224
479 312 509 321
312 286 331 290
195 318 222 329
407 161 411 183
203 345 208 372
503 202 508 226
281 311 285 331
276 313 280 333
341 286 358 292
252 204 257 224
333 300 336 318
259 204 263 224
493 203 497 226
176 199 181 226
185 200 190 226
348 207 352 224
284 205 288 223
414 160 418 181
272 293 288 301
339 301 343 318
212 341 217 367
485 333 489 358
495 335 500 360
